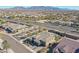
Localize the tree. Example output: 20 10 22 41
54 35 61 43
43 28 47 31
2 40 10 53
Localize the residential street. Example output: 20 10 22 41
0 32 35 53
32 22 79 39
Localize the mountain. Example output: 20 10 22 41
11 6 26 10
26 6 61 10
8 6 70 11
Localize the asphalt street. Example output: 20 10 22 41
32 22 79 39
0 33 34 53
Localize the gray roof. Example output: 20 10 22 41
37 32 51 42
53 37 79 53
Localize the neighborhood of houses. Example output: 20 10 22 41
0 19 79 53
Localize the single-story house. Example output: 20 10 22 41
53 37 79 53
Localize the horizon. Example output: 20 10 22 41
0 6 79 10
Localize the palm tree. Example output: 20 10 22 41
2 40 10 53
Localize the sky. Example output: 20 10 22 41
0 6 14 9
0 6 79 10
0 0 79 10
58 6 79 10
